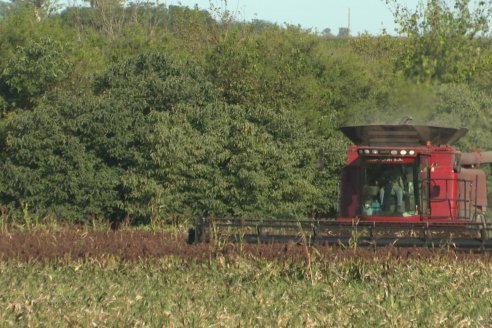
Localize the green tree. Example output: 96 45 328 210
0 37 72 111
11 0 60 21
0 0 14 18
0 52 329 223
387 0 492 84
428 83 492 151
207 25 375 135
0 92 118 222
91 53 323 220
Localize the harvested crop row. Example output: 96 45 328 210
0 229 491 262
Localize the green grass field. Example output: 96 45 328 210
1 255 491 327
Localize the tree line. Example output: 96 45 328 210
0 0 491 224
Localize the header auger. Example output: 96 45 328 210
188 123 492 250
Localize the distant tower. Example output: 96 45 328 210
338 8 351 38
348 8 351 35
337 7 351 38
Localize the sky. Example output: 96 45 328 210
166 0 422 35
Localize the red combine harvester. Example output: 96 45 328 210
189 124 492 249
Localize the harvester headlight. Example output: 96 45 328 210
371 149 379 154
400 150 407 155
390 150 398 155
358 149 363 154
364 149 370 154
409 150 415 155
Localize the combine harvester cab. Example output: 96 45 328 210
190 124 492 249
339 124 485 224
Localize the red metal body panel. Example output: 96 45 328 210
427 147 458 219
346 146 359 164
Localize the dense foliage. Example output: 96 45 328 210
0 0 492 223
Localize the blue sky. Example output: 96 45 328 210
166 0 422 35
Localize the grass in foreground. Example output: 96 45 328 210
0 255 491 327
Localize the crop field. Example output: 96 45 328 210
0 229 491 327
4 0 492 326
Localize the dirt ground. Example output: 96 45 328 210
0 229 491 262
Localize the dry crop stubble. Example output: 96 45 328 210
1 228 492 262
